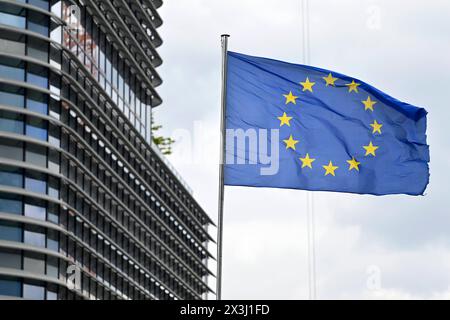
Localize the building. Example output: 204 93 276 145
0 0 215 300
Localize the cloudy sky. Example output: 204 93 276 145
154 0 450 299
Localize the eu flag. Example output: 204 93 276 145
224 52 429 195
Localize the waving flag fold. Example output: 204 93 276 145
224 51 429 195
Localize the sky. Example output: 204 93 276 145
154 0 450 299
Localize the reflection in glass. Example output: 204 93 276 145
24 227 46 247
0 249 21 269
47 256 59 278
0 194 23 215
0 167 23 188
27 91 48 114
0 111 24 134
0 57 25 81
47 230 59 252
23 282 45 300
28 0 49 10
28 37 49 62
0 139 23 161
48 177 59 199
26 143 47 167
0 278 21 297
25 173 47 194
28 11 49 36
0 10 26 29
47 203 59 224
0 221 22 242
48 149 60 173
27 65 48 89
23 252 45 274
0 85 25 108
26 118 48 141
24 202 46 220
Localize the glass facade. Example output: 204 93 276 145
0 195 23 215
0 278 22 297
0 6 26 29
0 0 214 300
0 221 22 242
0 84 25 108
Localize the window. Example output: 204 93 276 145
46 288 57 300
0 166 23 188
48 149 60 173
49 96 60 119
0 221 22 242
0 84 24 108
26 143 47 167
85 13 93 61
118 91 124 112
145 106 151 143
28 0 49 10
0 138 24 161
124 70 130 106
112 54 118 104
24 200 46 220
28 37 49 61
47 203 58 225
26 117 48 141
136 87 142 121
0 30 25 56
99 34 106 88
0 194 22 215
28 11 49 36
27 91 48 114
48 176 59 199
49 65 60 94
0 57 25 81
24 226 45 247
23 282 45 300
130 77 135 123
47 229 59 252
0 5 26 29
0 249 21 269
0 278 21 297
27 64 48 89
105 43 112 95
24 252 45 274
48 124 60 147
0 111 24 134
25 172 47 194
47 256 58 278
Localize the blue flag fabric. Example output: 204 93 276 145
224 51 429 195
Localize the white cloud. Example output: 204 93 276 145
155 0 450 299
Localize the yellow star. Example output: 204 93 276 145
283 135 299 150
323 161 338 176
363 141 379 157
300 77 315 92
277 112 293 127
346 80 361 93
299 153 315 169
370 120 383 134
323 73 338 86
362 96 377 111
283 91 298 105
347 157 361 171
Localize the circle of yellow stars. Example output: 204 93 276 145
278 73 382 176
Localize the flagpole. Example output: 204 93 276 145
216 34 229 300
